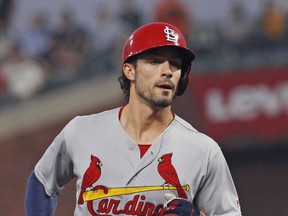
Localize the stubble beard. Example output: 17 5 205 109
135 75 175 108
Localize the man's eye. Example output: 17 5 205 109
149 59 161 64
170 61 182 69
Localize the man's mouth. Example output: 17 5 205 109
156 83 174 90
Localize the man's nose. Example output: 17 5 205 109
161 61 173 78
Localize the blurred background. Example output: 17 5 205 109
0 0 287 215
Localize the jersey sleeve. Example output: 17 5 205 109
195 147 241 216
34 119 75 196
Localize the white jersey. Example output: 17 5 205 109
34 107 241 216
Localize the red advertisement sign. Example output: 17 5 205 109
191 66 288 145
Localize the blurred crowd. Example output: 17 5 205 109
0 0 287 108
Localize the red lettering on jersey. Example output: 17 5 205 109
86 195 164 215
98 199 122 214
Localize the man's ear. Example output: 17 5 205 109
122 63 135 81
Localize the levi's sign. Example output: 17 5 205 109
191 67 288 145
206 83 288 123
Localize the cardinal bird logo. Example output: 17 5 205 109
78 154 103 205
158 153 188 199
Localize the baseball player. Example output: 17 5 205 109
25 22 242 216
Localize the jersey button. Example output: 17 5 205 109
129 145 134 151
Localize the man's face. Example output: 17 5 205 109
133 47 182 108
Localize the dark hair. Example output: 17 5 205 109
118 56 137 102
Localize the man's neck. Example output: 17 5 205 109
120 104 174 144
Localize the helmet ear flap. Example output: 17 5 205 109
177 65 191 96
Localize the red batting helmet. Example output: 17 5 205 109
122 22 195 95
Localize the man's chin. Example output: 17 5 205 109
151 97 173 108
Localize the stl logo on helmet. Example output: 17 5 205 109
164 26 179 45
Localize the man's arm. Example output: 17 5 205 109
25 171 59 216
195 150 241 215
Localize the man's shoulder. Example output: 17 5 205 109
65 107 121 130
173 115 220 150
75 107 120 121
173 115 198 133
